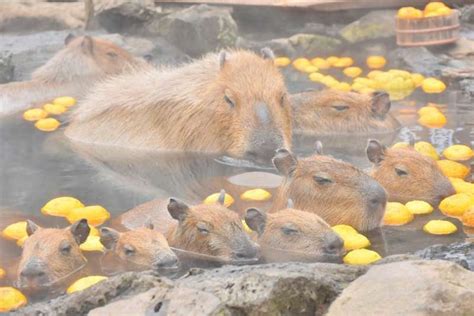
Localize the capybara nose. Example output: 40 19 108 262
322 233 344 255
20 260 47 282
154 253 179 269
233 244 259 260
366 183 387 212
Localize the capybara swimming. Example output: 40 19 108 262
0 34 147 116
17 219 90 290
66 49 292 162
244 206 344 263
290 90 400 135
100 223 178 271
367 139 455 205
271 146 387 232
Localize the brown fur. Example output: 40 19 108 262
290 90 400 135
0 35 147 116
272 149 387 232
65 50 292 160
367 141 455 205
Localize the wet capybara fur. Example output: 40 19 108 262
17 219 90 290
367 139 455 205
0 34 147 116
271 146 387 232
245 206 344 263
290 90 400 135
66 49 292 162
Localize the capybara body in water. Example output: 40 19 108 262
0 34 147 116
17 219 90 290
100 223 178 271
244 206 344 263
271 147 387 232
66 49 292 162
290 90 400 135
367 139 455 205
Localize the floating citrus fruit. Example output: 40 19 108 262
66 205 110 226
461 207 474 227
397 7 423 19
242 220 253 234
240 189 272 202
343 249 381 265
203 192 234 207
333 57 353 68
449 178 474 195
422 78 446 94
391 142 410 149
309 72 325 82
35 118 60 132
292 58 311 71
53 96 76 107
43 103 67 115
80 236 104 252
418 111 447 128
23 108 48 121
332 224 358 236
414 141 439 160
333 82 352 92
423 220 457 235
1 221 27 241
274 57 291 67
326 56 339 66
417 106 441 116
310 57 330 69
301 65 319 73
0 287 27 312
383 202 414 226
405 200 434 215
442 145 473 161
411 73 425 87
437 160 470 179
366 56 386 69
67 276 108 294
342 233 371 251
16 236 28 247
42 196 85 217
439 193 474 217
343 67 362 78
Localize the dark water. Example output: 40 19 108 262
0 63 473 301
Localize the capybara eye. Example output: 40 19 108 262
332 105 349 112
124 245 135 256
314 175 333 185
224 95 235 108
281 225 299 236
59 241 72 255
395 167 409 177
196 222 210 235
106 51 118 58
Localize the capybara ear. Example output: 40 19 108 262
144 219 154 230
245 208 267 236
367 139 386 165
26 220 40 236
287 198 294 209
167 198 190 222
273 148 297 176
217 189 226 205
315 141 324 155
64 33 76 46
81 36 94 54
69 219 90 245
371 91 391 118
219 50 227 69
261 47 275 60
100 227 120 250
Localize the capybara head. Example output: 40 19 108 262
32 34 143 82
17 219 89 290
272 145 387 232
245 206 344 263
291 90 400 134
213 49 292 162
166 198 259 261
100 223 178 271
367 139 455 205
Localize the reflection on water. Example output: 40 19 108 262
0 76 473 300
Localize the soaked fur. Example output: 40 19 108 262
290 90 400 135
0 35 147 116
245 208 344 263
66 50 292 159
272 149 387 232
367 141 455 205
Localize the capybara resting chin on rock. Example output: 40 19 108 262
244 206 344 263
271 145 387 232
367 139 455 205
17 219 90 291
66 49 292 162
0 34 147 116
290 90 400 135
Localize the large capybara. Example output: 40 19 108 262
100 223 178 271
244 205 344 263
65 49 292 162
17 219 90 291
367 139 455 205
271 146 387 232
0 34 148 116
118 196 259 261
290 90 400 135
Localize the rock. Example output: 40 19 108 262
0 52 14 84
297 23 345 38
389 46 445 76
328 260 474 316
461 5 474 24
0 2 85 32
288 33 343 55
416 242 474 271
340 10 396 43
236 37 296 58
150 4 238 57
459 79 474 97
148 37 191 66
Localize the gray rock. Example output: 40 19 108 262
340 10 396 43
236 37 296 58
0 52 14 84
416 241 474 271
297 23 345 38
328 260 474 316
461 5 474 24
288 33 343 55
150 4 238 57
460 79 474 97
389 46 445 76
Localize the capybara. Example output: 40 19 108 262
290 90 400 135
66 49 292 162
271 146 387 232
17 219 90 290
0 34 147 116
367 139 455 205
245 206 344 263
100 223 178 271
118 196 260 261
